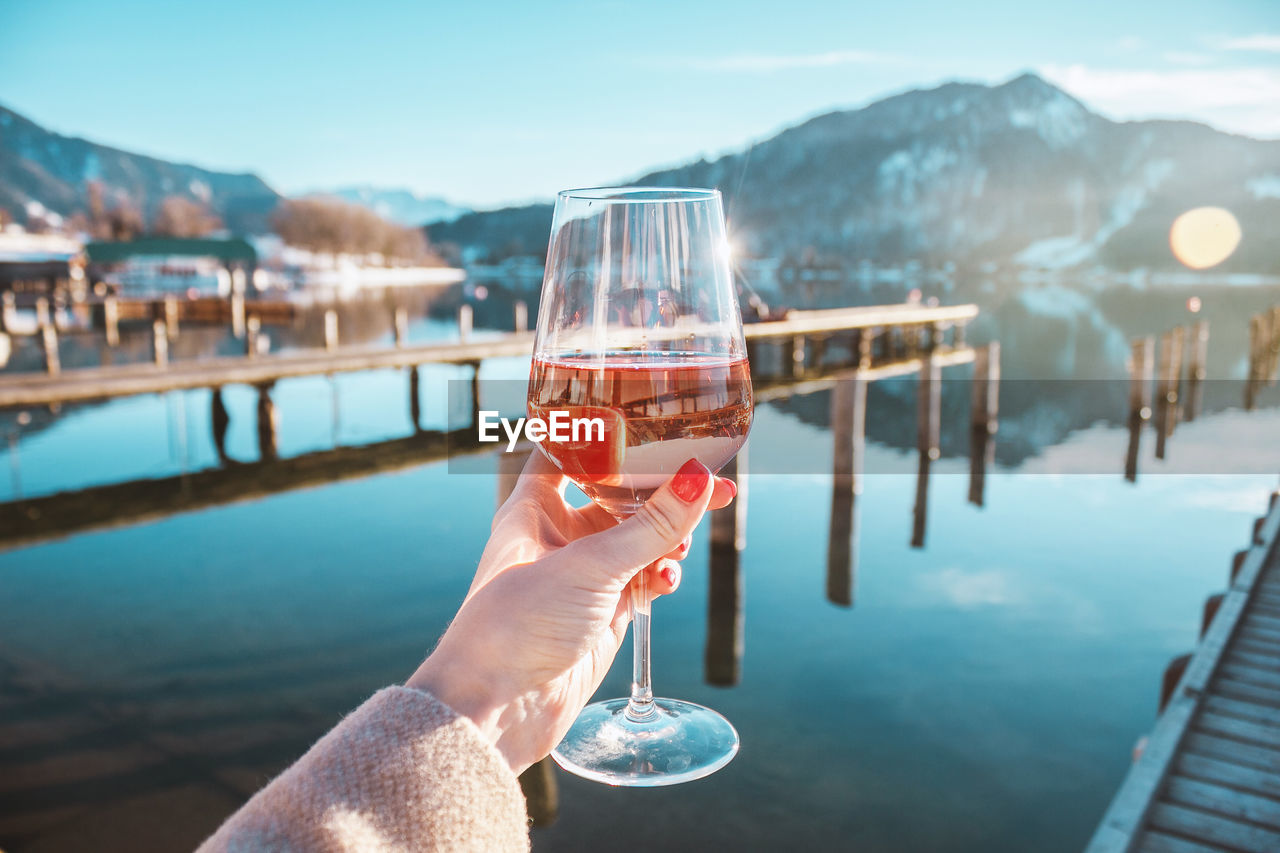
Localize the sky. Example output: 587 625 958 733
2 0 1278 209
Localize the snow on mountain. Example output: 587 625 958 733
433 72 1280 274
310 186 470 226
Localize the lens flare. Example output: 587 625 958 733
1169 207 1241 270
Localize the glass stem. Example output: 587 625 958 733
626 568 656 721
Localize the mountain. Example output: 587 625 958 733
309 186 469 226
0 104 280 234
429 73 1280 273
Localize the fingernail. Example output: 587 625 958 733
678 536 691 554
719 477 738 499
670 458 711 503
661 565 677 586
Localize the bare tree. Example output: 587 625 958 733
152 196 222 238
272 197 442 263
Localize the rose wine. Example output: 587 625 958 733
528 352 752 516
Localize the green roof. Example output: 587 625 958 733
85 238 257 264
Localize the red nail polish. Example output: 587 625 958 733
661 566 677 586
679 536 691 554
720 478 738 499
670 458 711 503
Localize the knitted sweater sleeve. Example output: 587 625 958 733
197 686 530 852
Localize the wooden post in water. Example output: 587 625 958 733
1125 337 1154 483
518 758 559 828
1269 306 1280 386
858 328 876 370
35 297 50 329
707 448 747 685
1154 328 1182 459
791 335 806 378
211 387 231 465
324 309 339 352
912 354 941 548
230 290 246 339
0 292 16 332
163 295 180 340
40 321 60 376
1182 321 1208 422
1245 313 1264 411
514 300 528 334
810 334 827 373
458 304 473 342
827 377 866 606
103 296 120 347
245 315 261 359
392 306 408 347
408 365 422 432
968 342 1000 506
152 319 169 367
469 361 482 428
256 383 279 461
496 446 534 507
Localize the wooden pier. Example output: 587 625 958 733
1086 490 1280 853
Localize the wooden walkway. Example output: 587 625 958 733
1086 490 1280 853
0 303 978 408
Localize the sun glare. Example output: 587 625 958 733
1169 207 1241 270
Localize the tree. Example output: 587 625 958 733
151 196 222 237
85 181 144 241
271 197 441 263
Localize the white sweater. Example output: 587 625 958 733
198 687 530 852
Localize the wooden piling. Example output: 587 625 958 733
912 354 941 548
41 322 60 376
245 315 261 359
152 320 169 367
1182 321 1208 422
1246 313 1265 410
496 446 534 507
828 377 866 605
0 292 16 332
230 291 246 339
790 335 806 378
1154 328 1183 459
35 297 50 330
408 365 422 432
458 304 473 342
469 361 482 427
1125 337 1154 482
324 309 339 352
211 387 231 465
1269 306 1280 386
518 758 559 828
103 296 120 347
256 383 279 461
393 306 409 347
857 328 875 370
969 342 1000 505
707 449 746 686
514 300 528 334
162 296 180 340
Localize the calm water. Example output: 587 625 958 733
2 292 1279 851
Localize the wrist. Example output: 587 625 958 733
407 654 521 772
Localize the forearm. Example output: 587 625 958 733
198 686 530 852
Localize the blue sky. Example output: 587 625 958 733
2 0 1277 208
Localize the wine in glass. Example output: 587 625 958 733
527 187 752 785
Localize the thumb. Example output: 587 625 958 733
563 458 714 589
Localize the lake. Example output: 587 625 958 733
1 284 1279 851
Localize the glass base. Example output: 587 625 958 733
550 697 739 786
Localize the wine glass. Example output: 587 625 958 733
527 187 753 786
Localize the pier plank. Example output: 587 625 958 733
1086 498 1280 853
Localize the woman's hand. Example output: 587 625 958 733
407 452 736 774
